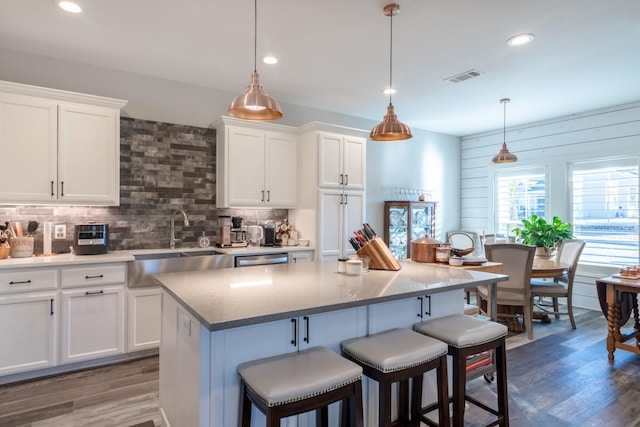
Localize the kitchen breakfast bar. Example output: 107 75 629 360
155 260 507 427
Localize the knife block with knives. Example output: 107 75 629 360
357 237 401 271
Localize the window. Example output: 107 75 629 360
570 157 639 266
494 166 547 236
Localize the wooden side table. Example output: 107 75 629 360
595 276 640 361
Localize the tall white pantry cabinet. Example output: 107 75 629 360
0 80 126 206
293 122 368 261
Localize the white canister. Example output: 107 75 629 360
10 236 34 258
345 259 363 276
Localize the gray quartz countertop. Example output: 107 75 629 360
155 260 508 332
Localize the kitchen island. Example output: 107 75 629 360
156 260 507 427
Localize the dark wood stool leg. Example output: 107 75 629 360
436 354 450 427
352 380 364 427
239 381 252 427
495 340 509 426
452 348 467 427
411 374 424 427
316 406 329 427
398 378 410 425
379 377 392 427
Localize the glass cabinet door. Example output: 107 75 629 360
384 201 436 259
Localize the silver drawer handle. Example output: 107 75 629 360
9 280 32 285
85 274 105 279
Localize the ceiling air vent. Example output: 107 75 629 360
445 69 484 83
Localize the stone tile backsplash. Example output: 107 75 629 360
0 117 287 254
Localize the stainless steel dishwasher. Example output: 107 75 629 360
234 253 289 267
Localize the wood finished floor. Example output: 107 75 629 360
1 306 639 426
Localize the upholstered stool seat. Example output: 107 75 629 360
414 314 509 427
341 328 449 427
238 346 364 427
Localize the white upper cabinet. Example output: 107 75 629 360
0 93 58 203
216 116 298 208
318 132 366 191
0 80 126 206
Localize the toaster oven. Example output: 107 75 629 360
73 223 109 255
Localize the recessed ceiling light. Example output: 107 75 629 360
55 0 82 13
263 56 278 65
507 33 535 47
383 88 396 95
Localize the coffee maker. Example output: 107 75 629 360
230 216 247 247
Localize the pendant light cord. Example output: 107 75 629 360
388 10 393 106
503 100 506 144
253 0 258 73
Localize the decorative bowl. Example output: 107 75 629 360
450 247 474 257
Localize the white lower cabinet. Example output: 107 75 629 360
160 291 211 427
0 291 58 375
212 306 367 427
127 287 161 352
289 250 314 263
60 284 125 363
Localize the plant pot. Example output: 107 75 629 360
0 245 9 259
535 246 556 258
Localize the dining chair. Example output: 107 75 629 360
530 239 586 329
476 243 537 339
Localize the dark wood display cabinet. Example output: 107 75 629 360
383 201 436 259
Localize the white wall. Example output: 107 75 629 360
460 101 640 310
0 47 461 241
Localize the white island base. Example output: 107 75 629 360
157 261 505 426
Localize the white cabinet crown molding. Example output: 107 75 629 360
0 80 127 109
214 115 297 134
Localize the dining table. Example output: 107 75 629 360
531 258 569 279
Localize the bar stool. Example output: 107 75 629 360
341 328 449 427
238 346 364 427
414 314 509 427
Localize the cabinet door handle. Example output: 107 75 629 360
417 296 424 318
290 318 297 346
9 280 32 285
85 274 104 280
424 295 432 317
50 298 54 316
61 181 64 197
51 181 55 196
267 190 270 202
303 316 310 343
339 174 343 185
345 174 349 185
344 194 348 205
261 190 265 202
85 290 104 296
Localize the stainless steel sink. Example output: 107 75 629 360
128 251 233 287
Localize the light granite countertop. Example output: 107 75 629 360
156 260 508 332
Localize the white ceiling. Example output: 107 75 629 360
1 0 640 136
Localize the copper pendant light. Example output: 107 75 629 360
492 98 517 163
370 3 412 142
228 0 282 121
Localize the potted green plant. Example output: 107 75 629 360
513 215 573 257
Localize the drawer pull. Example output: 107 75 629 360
9 280 32 285
85 290 104 295
85 274 105 280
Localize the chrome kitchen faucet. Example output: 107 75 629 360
170 209 190 249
